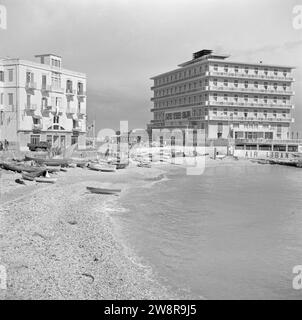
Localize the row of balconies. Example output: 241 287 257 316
152 86 293 101
204 115 294 123
31 123 82 132
24 103 86 115
206 86 294 95
151 69 293 90
25 82 86 96
206 71 294 82
206 101 294 109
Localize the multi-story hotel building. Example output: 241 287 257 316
0 54 87 150
149 49 295 141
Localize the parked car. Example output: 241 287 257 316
27 141 51 152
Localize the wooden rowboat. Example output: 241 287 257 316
35 177 57 184
86 187 121 195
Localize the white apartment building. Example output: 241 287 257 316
149 50 295 141
0 54 87 150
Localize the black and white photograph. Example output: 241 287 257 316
1 0 302 305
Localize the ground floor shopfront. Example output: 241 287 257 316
17 130 86 151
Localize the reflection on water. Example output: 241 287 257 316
113 164 302 299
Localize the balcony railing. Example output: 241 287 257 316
206 115 293 123
73 126 82 132
66 88 76 96
32 123 43 131
205 86 293 95
25 82 37 90
206 71 294 82
66 107 76 114
206 101 294 109
41 84 52 92
51 86 64 93
25 103 37 111
77 90 86 97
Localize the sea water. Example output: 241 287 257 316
112 163 302 300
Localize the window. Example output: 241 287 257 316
273 110 277 118
254 68 258 75
8 69 13 82
71 136 78 145
283 84 287 91
224 65 228 72
274 69 278 76
282 97 286 104
213 108 217 115
282 110 286 118
214 64 218 71
8 93 13 106
264 82 268 90
224 94 228 101
0 71 4 82
174 112 181 120
264 68 268 76
264 96 268 104
213 79 217 86
223 109 227 115
244 95 248 102
273 97 277 104
30 135 40 145
213 93 218 101
254 110 258 117
234 80 238 87
264 110 267 118
53 116 59 124
244 81 248 88
0 111 4 126
254 82 258 88
234 109 238 116
244 110 248 117
224 79 228 87
0 93 3 105
283 70 287 77
273 83 277 90
234 66 239 73
234 95 238 102
254 96 258 102
244 67 249 74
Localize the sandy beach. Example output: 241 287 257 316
0 157 256 300
0 162 183 300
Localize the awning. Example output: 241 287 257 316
32 115 42 119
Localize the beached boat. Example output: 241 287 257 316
1 163 44 173
24 156 70 167
88 163 103 171
115 162 129 170
86 187 121 195
35 177 57 184
22 172 36 181
100 164 116 172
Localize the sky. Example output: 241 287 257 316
0 0 301 132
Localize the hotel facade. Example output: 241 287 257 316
148 50 295 142
0 54 87 150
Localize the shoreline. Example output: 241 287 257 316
0 157 258 300
0 164 180 300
